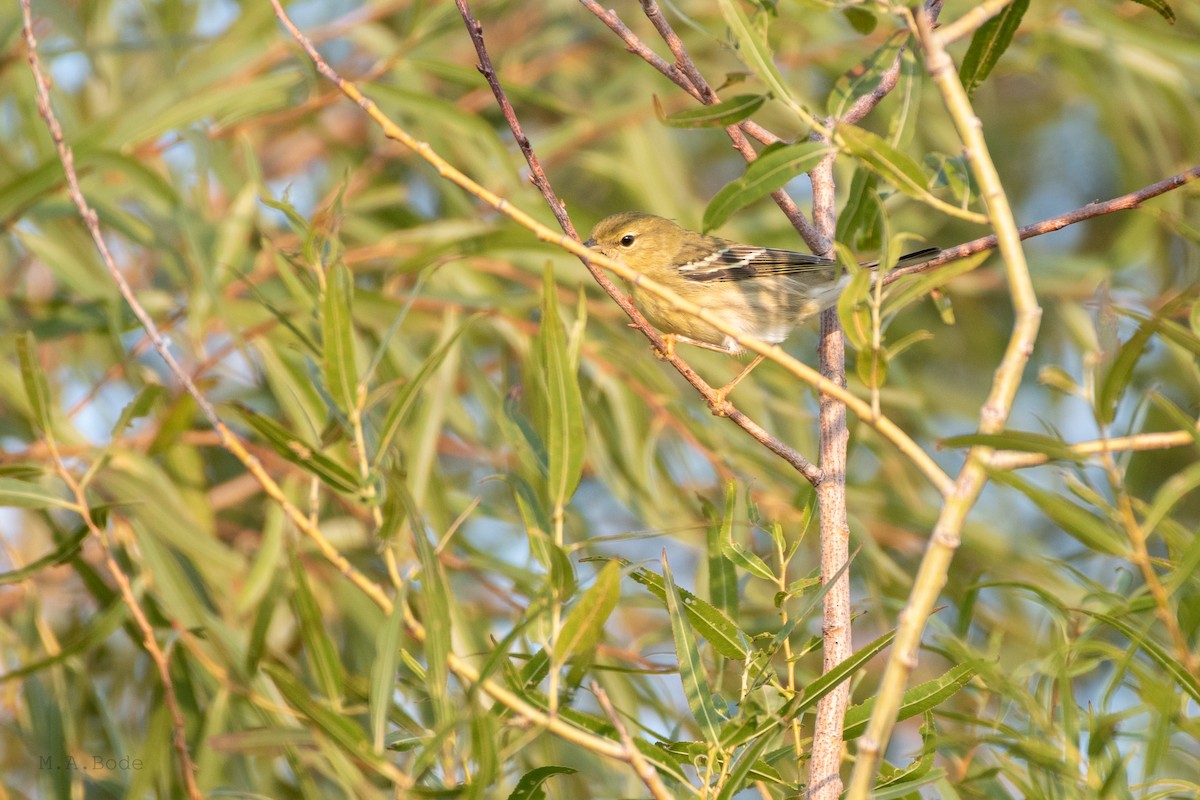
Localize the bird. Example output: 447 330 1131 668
585 212 938 400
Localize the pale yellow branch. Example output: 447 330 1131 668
845 8 1043 798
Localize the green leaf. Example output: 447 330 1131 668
289 553 345 704
662 551 724 742
716 0 813 127
554 560 620 664
539 264 585 508
839 124 932 203
836 170 882 251
1098 316 1156 426
1128 0 1175 25
109 385 165 438
716 483 775 582
1079 609 1199 703
623 559 748 659
844 661 979 739
397 479 453 725
939 430 1084 462
0 478 76 511
0 526 88 585
836 259 874 352
369 591 408 753
232 405 362 494
842 6 878 36
959 0 1030 97
714 729 777 800
702 495 740 626
0 599 126 684
372 316 475 469
17 333 53 434
988 470 1127 556
777 628 896 720
264 662 383 765
657 93 768 128
507 766 578 800
323 263 359 415
704 142 830 232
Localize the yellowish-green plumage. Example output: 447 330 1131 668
586 213 936 354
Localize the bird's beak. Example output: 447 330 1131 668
583 238 595 247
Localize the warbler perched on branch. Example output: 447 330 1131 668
585 212 938 357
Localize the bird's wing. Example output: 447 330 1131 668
677 245 837 283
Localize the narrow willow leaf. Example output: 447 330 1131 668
25 676 70 799
662 551 724 742
836 170 882 252
109 385 165 437
0 527 87 585
988 470 1127 556
959 0 1030 97
1098 318 1156 425
492 675 691 783
0 478 76 511
245 571 282 675
715 728 778 800
264 662 381 763
489 474 576 599
716 0 812 126
372 315 475 469
369 594 408 753
323 263 359 415
1080 609 1200 703
539 264 585 508
842 6 878 35
553 560 620 663
836 261 874 352
395 478 453 724
940 430 1083 462
507 766 578 799
625 561 747 659
843 661 979 739
717 483 774 583
1 600 126 684
839 124 932 202
1129 0 1175 24
17 333 53 433
233 405 361 494
701 495 740 625
290 555 345 702
883 251 988 317
659 93 767 128
704 142 830 232
778 629 896 719
874 715 939 792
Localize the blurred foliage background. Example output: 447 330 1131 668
1 0 1198 797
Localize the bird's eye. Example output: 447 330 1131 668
619 234 636 247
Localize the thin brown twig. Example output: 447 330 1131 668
884 164 1200 283
455 0 822 483
633 0 823 250
808 4 942 795
591 681 673 800
19 8 202 797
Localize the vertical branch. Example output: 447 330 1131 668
807 148 850 800
845 8 1042 797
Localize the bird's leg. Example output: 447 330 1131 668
710 354 765 416
652 333 737 360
